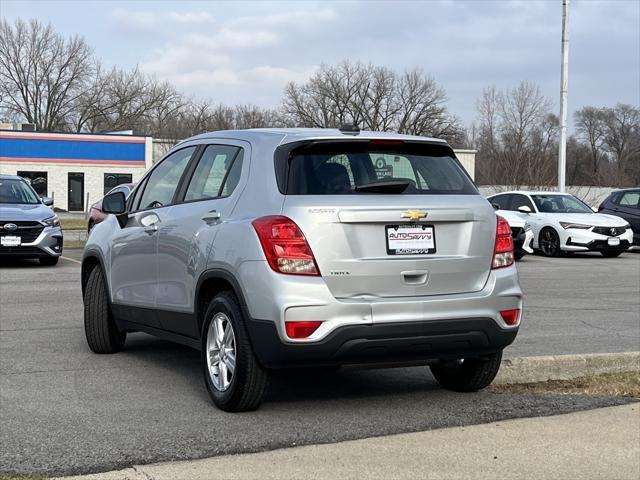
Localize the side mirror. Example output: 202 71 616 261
491 202 500 210
42 196 53 207
518 205 532 214
102 191 126 215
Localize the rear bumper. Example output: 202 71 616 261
247 317 518 368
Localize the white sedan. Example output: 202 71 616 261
495 209 534 260
487 191 633 257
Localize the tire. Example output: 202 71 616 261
430 351 502 392
201 291 269 412
84 265 126 353
539 228 562 257
601 250 622 258
39 256 59 266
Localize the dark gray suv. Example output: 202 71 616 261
82 128 522 412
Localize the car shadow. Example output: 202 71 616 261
119 333 439 407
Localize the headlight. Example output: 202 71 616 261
42 215 60 227
524 222 532 231
559 222 592 230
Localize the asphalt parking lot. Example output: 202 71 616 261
1 251 639 476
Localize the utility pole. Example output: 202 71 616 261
558 0 570 192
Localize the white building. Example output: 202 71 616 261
0 128 152 211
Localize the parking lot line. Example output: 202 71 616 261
61 255 81 264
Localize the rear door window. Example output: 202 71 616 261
489 194 512 210
277 141 477 195
184 145 243 201
617 191 640 209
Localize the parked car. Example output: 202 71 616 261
490 207 533 260
487 190 633 257
598 188 640 247
82 127 522 412
87 183 135 232
0 174 62 265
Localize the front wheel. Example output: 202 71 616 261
202 292 269 412
430 351 502 392
539 228 562 257
601 250 623 258
84 265 126 353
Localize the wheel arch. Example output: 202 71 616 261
195 268 249 339
81 251 105 300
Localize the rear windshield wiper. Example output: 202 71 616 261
355 180 410 194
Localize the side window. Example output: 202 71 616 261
138 147 195 210
618 192 640 209
509 194 535 212
490 194 512 210
184 145 242 202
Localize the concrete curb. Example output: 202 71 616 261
496 351 640 385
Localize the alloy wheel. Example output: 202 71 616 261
206 313 236 391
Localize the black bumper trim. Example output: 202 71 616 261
246 318 518 368
566 238 630 251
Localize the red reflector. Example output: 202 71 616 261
285 321 322 339
500 309 520 326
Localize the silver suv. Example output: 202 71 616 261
82 127 522 412
0 174 62 265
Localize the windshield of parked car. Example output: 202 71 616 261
0 178 41 204
531 194 593 214
278 141 477 195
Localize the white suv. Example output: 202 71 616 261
82 127 522 411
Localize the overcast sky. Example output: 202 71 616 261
2 0 638 128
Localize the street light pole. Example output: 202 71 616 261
558 0 570 192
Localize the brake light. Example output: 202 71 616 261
500 309 521 326
252 216 320 276
285 321 322 339
492 215 514 269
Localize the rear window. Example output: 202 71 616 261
275 141 477 195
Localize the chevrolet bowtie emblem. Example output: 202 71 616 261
401 210 428 221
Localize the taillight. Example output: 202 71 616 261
500 309 521 326
492 215 514 269
285 321 322 339
252 216 320 276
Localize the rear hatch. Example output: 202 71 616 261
277 139 496 299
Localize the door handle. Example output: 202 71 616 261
401 270 429 285
144 225 158 235
202 210 221 225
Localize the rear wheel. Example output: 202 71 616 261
84 265 126 353
202 291 269 412
539 228 561 257
39 256 59 266
430 351 502 392
601 250 623 258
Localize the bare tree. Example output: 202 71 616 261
601 104 640 185
474 82 557 186
0 19 94 130
283 61 465 146
574 106 606 177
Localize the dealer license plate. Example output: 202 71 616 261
1 236 21 247
386 225 436 255
607 237 620 246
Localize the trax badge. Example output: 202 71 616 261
401 210 427 221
